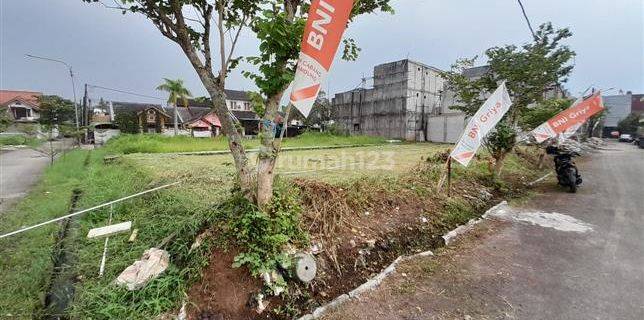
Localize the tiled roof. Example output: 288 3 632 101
187 101 259 121
0 90 42 107
225 89 250 101
111 101 162 114
231 110 260 121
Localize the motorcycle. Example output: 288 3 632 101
546 145 582 193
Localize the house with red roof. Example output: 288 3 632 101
0 90 42 122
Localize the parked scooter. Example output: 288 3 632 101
546 145 582 193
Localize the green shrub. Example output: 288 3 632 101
0 134 40 147
217 181 307 276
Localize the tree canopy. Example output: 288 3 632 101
442 22 576 175
443 22 575 121
156 78 192 107
38 95 76 128
617 113 641 135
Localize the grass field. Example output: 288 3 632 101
105 132 388 154
0 136 546 319
0 142 433 318
0 134 41 147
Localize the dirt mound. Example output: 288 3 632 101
187 249 263 320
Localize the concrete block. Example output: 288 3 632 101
87 221 132 239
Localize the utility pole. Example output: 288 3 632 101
25 54 80 144
83 84 89 127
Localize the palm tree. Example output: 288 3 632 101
156 78 192 135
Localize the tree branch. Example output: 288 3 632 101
216 3 228 85
225 15 246 70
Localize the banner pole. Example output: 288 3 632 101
436 153 450 191
278 103 293 144
447 157 452 197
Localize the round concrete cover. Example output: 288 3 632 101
295 253 317 283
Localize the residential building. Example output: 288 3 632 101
186 102 260 136
0 90 42 122
109 89 259 136
225 89 253 111
631 94 644 114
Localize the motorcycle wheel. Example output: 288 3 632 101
567 169 577 193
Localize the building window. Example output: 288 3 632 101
244 102 251 111
353 123 360 131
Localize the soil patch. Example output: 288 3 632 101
187 249 264 320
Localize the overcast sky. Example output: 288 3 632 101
1 0 642 105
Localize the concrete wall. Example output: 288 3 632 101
603 94 632 127
427 114 467 143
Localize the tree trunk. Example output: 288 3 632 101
173 103 178 136
256 92 285 209
180 46 255 201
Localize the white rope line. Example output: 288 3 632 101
0 182 180 239
279 161 362 175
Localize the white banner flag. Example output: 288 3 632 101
450 81 513 166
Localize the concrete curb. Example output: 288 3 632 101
443 201 508 245
527 172 553 187
164 143 391 156
298 251 434 320
297 201 508 320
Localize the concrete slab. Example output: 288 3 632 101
87 221 132 239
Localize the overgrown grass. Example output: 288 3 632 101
69 150 228 319
0 139 546 319
0 147 228 319
104 132 387 154
0 134 41 147
0 151 88 318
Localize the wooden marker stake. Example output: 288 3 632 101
447 157 452 197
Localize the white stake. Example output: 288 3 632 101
98 204 114 277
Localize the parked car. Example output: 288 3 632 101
618 133 634 143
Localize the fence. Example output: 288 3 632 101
0 182 180 239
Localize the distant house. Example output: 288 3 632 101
187 89 260 136
602 91 639 137
225 89 253 111
186 102 260 136
178 107 222 137
0 90 42 122
109 89 260 137
137 106 172 133
631 94 644 115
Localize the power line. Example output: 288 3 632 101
87 84 164 101
516 0 537 40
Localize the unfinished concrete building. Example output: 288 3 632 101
331 60 445 141
332 60 568 143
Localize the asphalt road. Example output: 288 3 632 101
323 141 644 320
0 140 73 213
